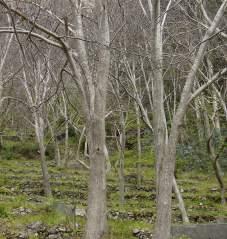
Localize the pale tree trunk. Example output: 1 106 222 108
149 1 171 237
150 1 227 238
0 14 14 110
202 97 226 204
212 90 221 133
19 50 52 197
47 119 61 167
119 111 126 205
62 94 69 167
84 2 110 239
135 102 142 187
0 73 4 111
76 126 86 162
207 58 221 134
34 113 52 197
195 98 203 141
194 82 203 142
172 177 189 223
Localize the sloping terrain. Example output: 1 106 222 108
0 155 227 239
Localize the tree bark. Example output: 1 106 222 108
135 103 142 187
151 1 227 238
34 114 52 197
202 98 226 204
84 2 110 239
119 111 126 205
172 177 189 223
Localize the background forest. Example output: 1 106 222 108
0 0 227 239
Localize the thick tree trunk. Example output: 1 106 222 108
85 117 107 239
84 2 110 239
154 146 175 239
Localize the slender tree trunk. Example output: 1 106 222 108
194 95 203 141
34 114 52 197
202 99 225 204
172 177 189 223
135 103 142 187
119 111 126 205
76 126 86 162
212 89 221 133
47 119 61 167
62 95 69 167
0 75 3 110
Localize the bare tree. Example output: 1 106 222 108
147 1 227 238
20 51 52 197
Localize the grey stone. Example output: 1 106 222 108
52 202 74 216
53 202 86 217
75 208 86 217
48 235 62 239
17 233 29 239
171 223 227 239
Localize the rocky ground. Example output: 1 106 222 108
0 157 227 239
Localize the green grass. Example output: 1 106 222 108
0 149 227 238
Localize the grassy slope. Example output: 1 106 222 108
0 150 227 238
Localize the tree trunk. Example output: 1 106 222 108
34 114 52 197
119 111 126 205
47 119 61 167
151 1 227 238
84 2 110 238
202 99 225 204
0 75 3 111
135 103 142 187
172 177 189 223
62 94 69 167
85 116 107 239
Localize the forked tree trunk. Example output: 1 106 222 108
84 2 110 239
151 1 227 238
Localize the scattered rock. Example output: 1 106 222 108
132 228 153 239
26 221 46 233
12 207 32 216
108 210 153 221
75 208 86 217
48 234 62 239
17 232 29 239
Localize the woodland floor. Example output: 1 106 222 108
0 152 227 239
